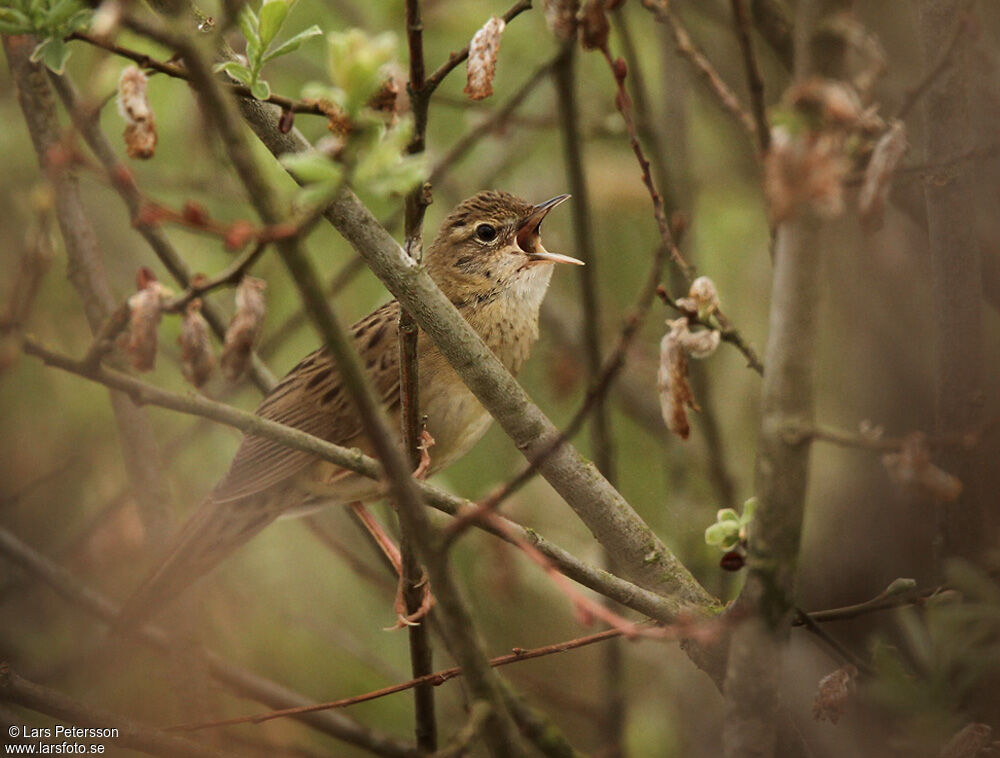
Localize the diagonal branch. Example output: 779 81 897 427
231 43 720 624
20 336 693 625
111 15 528 752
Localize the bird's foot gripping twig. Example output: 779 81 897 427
391 567 435 629
348 499 436 630
413 429 435 479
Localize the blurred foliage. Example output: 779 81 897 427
0 0 90 73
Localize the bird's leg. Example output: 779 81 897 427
413 428 436 479
347 430 437 628
349 501 403 574
385 429 438 628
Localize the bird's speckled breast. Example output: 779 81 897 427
418 262 554 471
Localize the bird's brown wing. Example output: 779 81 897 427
211 300 402 503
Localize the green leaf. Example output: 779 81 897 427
716 508 740 524
0 8 32 33
239 7 261 65
705 521 738 549
741 497 758 521
239 4 258 36
281 152 342 183
31 36 70 74
880 577 918 599
45 0 81 28
215 61 254 85
262 24 322 63
296 181 341 209
250 78 271 100
258 0 289 50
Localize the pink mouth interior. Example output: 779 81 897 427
515 216 544 255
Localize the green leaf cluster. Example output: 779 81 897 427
0 0 91 74
303 28 397 117
281 117 425 208
215 0 321 101
704 497 757 551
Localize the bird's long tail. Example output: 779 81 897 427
116 494 280 629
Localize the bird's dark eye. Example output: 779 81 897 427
475 223 498 242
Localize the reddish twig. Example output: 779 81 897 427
168 623 704 733
481 512 640 636
600 47 692 279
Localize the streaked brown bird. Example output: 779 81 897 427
118 190 581 624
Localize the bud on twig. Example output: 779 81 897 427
579 0 610 51
675 276 720 320
543 0 576 41
220 277 267 381
882 432 963 502
465 16 506 101
939 723 994 758
126 267 168 371
178 299 215 387
812 664 858 724
764 128 849 223
117 66 157 159
658 319 698 440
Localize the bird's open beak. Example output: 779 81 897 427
516 194 584 266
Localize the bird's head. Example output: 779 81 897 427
426 190 582 307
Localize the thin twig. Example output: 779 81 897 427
553 39 627 755
20 336 694 625
428 53 559 186
48 71 277 392
600 46 692 280
68 31 329 116
400 1 437 749
782 419 1000 452
423 0 533 95
794 609 875 676
657 286 764 374
169 628 634 732
798 584 945 625
641 0 757 140
730 0 771 152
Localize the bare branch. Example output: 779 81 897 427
19 336 693 625
730 0 772 152
170 627 631 732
